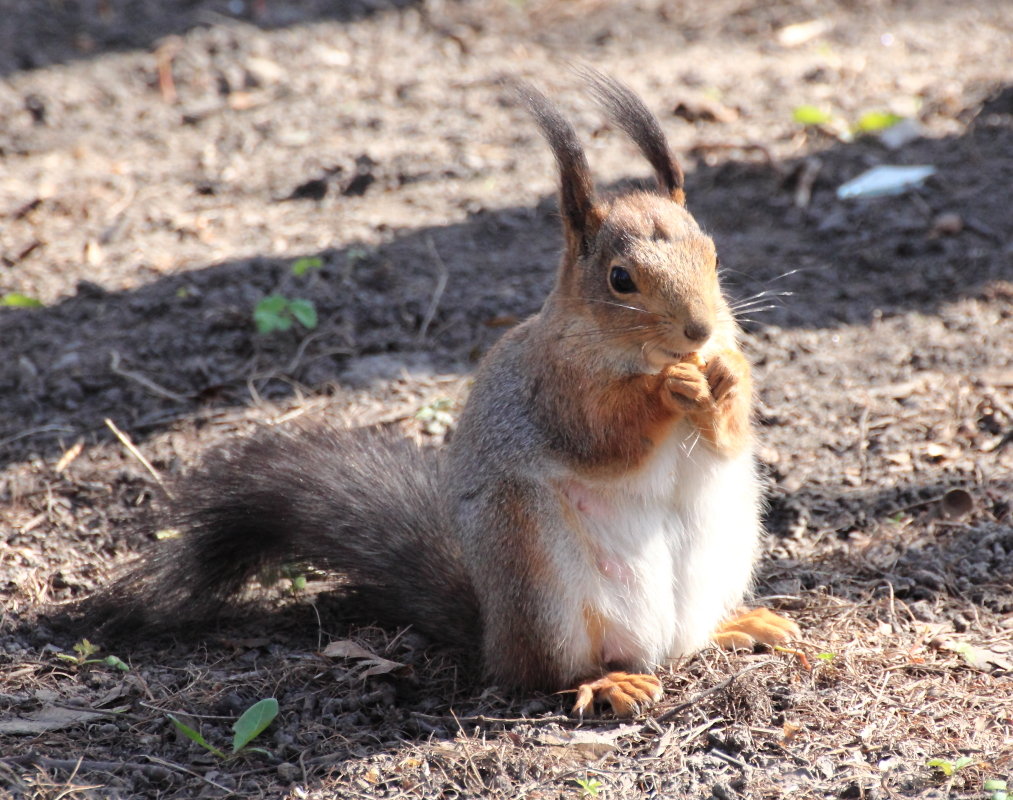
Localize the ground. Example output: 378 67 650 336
1 0 1011 798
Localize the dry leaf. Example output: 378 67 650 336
321 639 410 678
929 637 1013 672
0 704 116 735
534 725 643 758
777 19 831 47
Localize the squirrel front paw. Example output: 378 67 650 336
661 361 712 411
703 354 740 405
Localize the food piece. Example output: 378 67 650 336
682 352 707 369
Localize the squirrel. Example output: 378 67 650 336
86 70 800 717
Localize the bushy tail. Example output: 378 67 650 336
86 424 480 649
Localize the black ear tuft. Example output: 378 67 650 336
578 68 686 205
515 82 601 255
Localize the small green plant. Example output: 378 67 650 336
253 294 317 334
258 564 307 593
290 256 323 276
927 756 974 777
792 105 833 126
416 398 455 436
815 651 836 662
169 697 279 760
1 292 43 308
56 639 129 671
984 778 1008 800
574 776 603 798
854 110 904 133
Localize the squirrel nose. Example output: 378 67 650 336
683 320 712 343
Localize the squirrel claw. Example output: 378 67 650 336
712 607 801 650
571 671 664 718
704 357 737 404
662 363 711 410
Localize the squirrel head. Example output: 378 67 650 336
519 71 724 372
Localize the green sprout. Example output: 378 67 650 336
926 756 974 777
56 639 129 671
291 256 324 276
854 110 904 133
792 105 833 126
574 776 603 798
169 697 279 760
1 292 43 308
253 295 317 334
416 398 455 436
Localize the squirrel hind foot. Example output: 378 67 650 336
712 607 801 650
571 671 664 718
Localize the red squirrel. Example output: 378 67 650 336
88 71 799 717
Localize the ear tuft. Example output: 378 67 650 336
515 82 601 255
578 68 687 205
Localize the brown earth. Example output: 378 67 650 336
1 1 1011 798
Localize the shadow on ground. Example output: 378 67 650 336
1 92 1009 467
0 0 423 76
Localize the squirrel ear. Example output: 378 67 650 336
516 83 603 257
579 68 687 206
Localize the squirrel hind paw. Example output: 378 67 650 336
571 671 664 718
712 607 801 650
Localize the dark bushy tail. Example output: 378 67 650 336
86 424 480 649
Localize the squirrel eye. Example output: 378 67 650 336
609 266 637 294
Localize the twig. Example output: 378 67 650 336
55 439 85 473
0 752 167 780
710 747 752 770
104 418 172 498
656 661 770 723
110 350 189 403
416 236 449 342
410 711 572 726
793 156 822 208
0 424 76 449
143 756 237 792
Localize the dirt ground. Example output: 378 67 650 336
1 0 1011 798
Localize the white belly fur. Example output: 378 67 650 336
549 423 761 675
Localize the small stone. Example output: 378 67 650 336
930 212 963 237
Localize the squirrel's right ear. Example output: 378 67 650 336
516 84 603 259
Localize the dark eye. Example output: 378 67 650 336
609 266 637 294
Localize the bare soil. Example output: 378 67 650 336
1 1 1011 798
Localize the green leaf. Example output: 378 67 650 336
792 105 832 126
953 756 974 771
74 639 100 658
287 298 317 330
231 698 279 753
168 714 227 759
1 292 44 308
855 110 904 133
254 295 293 334
291 256 323 276
926 758 953 776
984 780 1008 792
104 655 130 671
815 652 836 661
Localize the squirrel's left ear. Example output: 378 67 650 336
580 68 687 207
